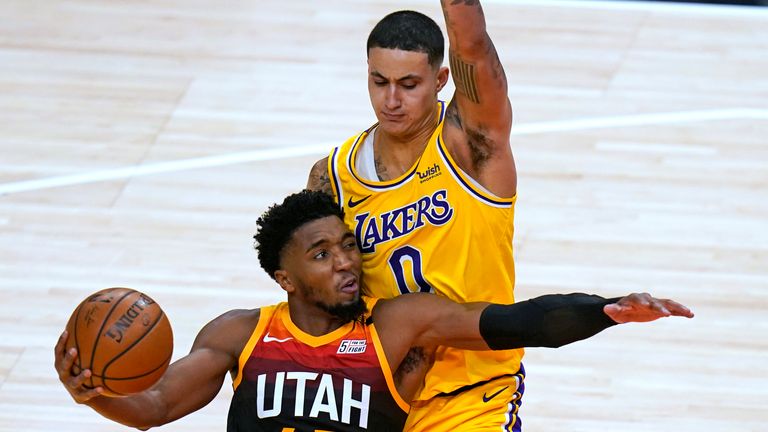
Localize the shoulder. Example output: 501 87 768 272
193 308 261 356
208 308 261 327
309 157 329 174
203 308 261 336
306 157 333 195
371 294 439 326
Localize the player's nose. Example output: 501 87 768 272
384 86 401 109
333 250 355 271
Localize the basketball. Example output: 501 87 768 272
64 287 173 397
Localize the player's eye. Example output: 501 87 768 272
313 250 328 260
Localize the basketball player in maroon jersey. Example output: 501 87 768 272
55 190 692 431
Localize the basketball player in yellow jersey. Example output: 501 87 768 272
307 3 527 431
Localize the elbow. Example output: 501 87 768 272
134 418 168 431
450 33 492 58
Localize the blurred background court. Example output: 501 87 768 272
1 0 766 431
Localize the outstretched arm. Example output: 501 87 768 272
55 309 257 429
375 292 693 359
440 0 516 197
477 292 693 349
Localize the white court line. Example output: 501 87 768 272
483 0 768 17
1 108 766 196
511 108 768 135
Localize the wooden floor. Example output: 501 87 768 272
1 0 767 430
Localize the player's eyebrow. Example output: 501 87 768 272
305 238 329 253
305 232 355 252
370 71 421 82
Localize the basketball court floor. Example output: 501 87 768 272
1 0 766 430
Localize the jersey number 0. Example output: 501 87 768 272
387 246 432 294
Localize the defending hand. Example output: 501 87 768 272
603 293 694 324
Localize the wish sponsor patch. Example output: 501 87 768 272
337 339 367 354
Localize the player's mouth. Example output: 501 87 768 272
339 276 359 295
381 111 405 122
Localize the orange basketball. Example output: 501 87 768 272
64 287 173 397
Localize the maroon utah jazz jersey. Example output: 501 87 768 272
227 299 408 431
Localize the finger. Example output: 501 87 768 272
68 370 104 403
80 386 104 401
55 330 68 356
57 347 78 381
661 299 694 318
648 299 671 316
54 331 69 369
603 304 628 324
68 368 91 389
609 302 633 312
619 293 647 309
637 293 652 307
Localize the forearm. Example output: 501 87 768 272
441 0 509 119
480 293 621 349
83 391 166 430
441 0 488 50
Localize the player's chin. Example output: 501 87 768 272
377 119 411 136
326 296 367 322
339 289 360 304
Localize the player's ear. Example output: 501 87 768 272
436 66 449 93
274 270 295 293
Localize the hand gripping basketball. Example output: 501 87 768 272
56 288 173 398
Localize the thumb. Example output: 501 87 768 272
603 303 628 324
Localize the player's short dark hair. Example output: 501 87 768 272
367 10 444 69
254 190 343 280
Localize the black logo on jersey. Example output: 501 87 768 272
347 195 372 208
417 163 441 183
482 386 508 403
353 189 454 253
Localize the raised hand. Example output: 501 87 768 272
54 330 104 403
604 293 694 324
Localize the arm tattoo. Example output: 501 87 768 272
445 100 463 129
307 159 333 195
450 52 480 104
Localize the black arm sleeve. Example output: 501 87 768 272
479 293 622 350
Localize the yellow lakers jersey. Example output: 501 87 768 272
327 101 523 400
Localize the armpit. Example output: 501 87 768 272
397 347 429 374
466 127 494 169
446 101 494 169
